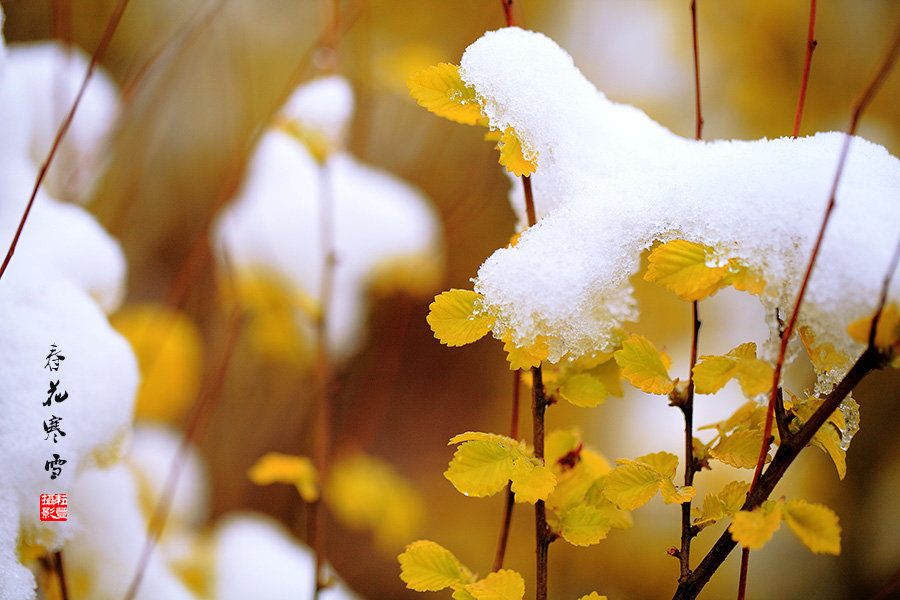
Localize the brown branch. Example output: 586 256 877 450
690 1 703 140
672 345 882 600
493 370 521 572
52 551 69 600
792 0 818 138
868 235 900 348
675 22 900 600
502 0 515 27
0 0 132 284
122 306 243 600
310 161 337 597
678 302 701 581
532 365 552 600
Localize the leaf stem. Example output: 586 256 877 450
0 0 133 284
792 0 818 138
690 0 703 140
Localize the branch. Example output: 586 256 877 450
53 551 69 600
123 305 243 600
0 0 133 283
493 370 521 572
792 0 818 138
690 1 703 140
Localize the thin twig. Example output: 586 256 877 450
690 1 703 140
750 15 900 493
310 160 337 597
0 0 132 284
792 0 818 138
52 551 69 600
122 306 244 600
532 365 551 600
502 0 515 27
674 24 900 600
868 235 900 348
678 302 701 581
492 370 521 572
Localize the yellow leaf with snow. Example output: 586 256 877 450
729 501 782 550
111 304 203 423
782 499 841 555
798 326 850 372
847 303 900 364
248 452 318 502
645 239 730 301
497 128 537 177
614 334 674 395
407 63 485 126
502 332 549 370
427 289 494 347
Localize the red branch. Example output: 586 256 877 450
0 0 133 283
792 0 818 138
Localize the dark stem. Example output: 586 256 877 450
737 548 750 600
123 307 243 600
493 370 521 572
672 346 882 600
869 235 900 348
674 26 900 600
52 551 69 600
522 176 536 227
678 301 701 581
0 0 132 284
792 0 818 138
311 162 337 597
532 365 551 600
502 0 515 27
690 0 703 140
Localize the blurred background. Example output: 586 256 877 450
3 0 899 598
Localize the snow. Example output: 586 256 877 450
211 513 359 600
215 75 443 359
0 25 134 600
458 27 900 385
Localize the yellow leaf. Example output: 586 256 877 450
502 331 549 370
602 462 662 510
510 458 557 504
847 303 900 357
585 480 633 529
248 453 319 502
644 239 730 301
545 429 582 469
658 479 696 505
111 304 204 423
445 434 518 497
590 355 624 397
692 343 773 397
558 373 608 407
578 594 608 600
810 422 847 480
406 63 485 125
798 326 850 372
782 499 841 555
614 334 674 395
399 540 472 592
427 289 495 347
729 501 782 550
557 504 612 546
710 429 766 469
635 451 679 479
325 453 426 550
692 493 728 529
497 128 538 177
722 260 766 296
718 480 751 513
459 569 525 600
